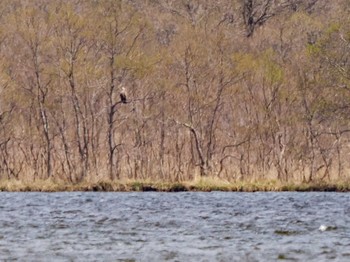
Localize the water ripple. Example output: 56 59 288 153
0 192 349 261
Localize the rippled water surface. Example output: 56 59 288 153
0 192 349 261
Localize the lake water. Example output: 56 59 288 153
0 192 349 261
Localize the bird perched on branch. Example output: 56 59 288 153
120 86 127 104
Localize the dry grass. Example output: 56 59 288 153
1 177 350 192
0 179 73 192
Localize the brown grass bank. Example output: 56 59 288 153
1 178 350 192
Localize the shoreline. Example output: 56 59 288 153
1 178 350 192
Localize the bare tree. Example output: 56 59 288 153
242 0 275 37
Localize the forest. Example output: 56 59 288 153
0 0 349 186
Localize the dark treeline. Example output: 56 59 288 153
0 0 349 183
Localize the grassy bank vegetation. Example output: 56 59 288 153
1 177 350 192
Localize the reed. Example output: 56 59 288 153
1 177 350 192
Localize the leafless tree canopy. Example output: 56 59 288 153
0 0 348 183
